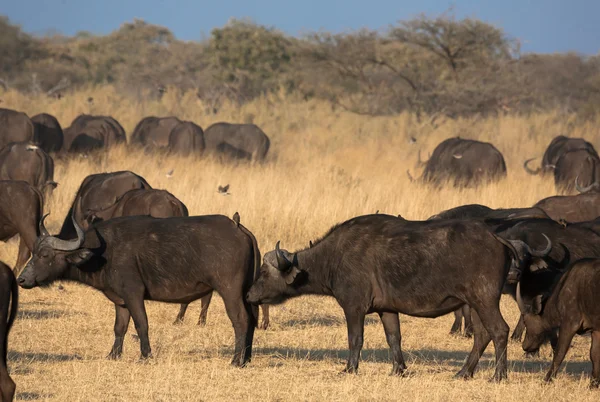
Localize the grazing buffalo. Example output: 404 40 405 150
411 137 506 187
248 214 520 381
204 123 270 162
18 213 260 366
516 260 600 387
0 261 18 401
58 171 152 239
168 121 205 156
31 113 64 153
0 181 43 274
553 149 600 193
533 178 600 222
63 114 126 152
524 135 598 176
0 142 57 202
0 108 34 149
130 116 182 149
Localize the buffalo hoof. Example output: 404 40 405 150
173 318 184 326
259 319 269 330
589 379 600 389
106 352 122 360
196 320 207 327
138 353 153 363
453 369 474 380
340 366 359 375
230 358 249 368
488 373 507 383
389 364 407 377
543 372 554 383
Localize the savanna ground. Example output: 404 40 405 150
1 87 600 401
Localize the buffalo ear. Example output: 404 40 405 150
66 249 94 266
284 266 302 285
532 294 543 315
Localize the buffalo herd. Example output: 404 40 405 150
2 105 600 399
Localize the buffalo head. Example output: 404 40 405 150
246 241 303 305
18 213 93 289
494 233 552 283
515 282 553 353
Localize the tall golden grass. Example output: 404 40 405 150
1 86 600 401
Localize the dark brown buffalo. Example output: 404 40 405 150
533 178 600 222
0 261 18 401
553 149 600 193
130 116 182 149
204 123 270 162
31 113 64 153
18 213 260 366
58 171 152 239
516 260 600 387
0 142 57 202
524 135 598 176
248 214 520 381
0 181 43 274
427 204 551 338
168 121 205 156
0 108 34 149
412 137 507 187
63 114 126 152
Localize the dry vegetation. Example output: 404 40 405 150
1 86 600 401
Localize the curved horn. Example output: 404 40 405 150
523 158 541 175
530 234 552 257
44 216 85 251
452 154 463 159
39 213 51 237
275 241 292 271
575 175 597 193
516 281 527 314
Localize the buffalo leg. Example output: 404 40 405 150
108 304 131 359
379 312 406 376
455 310 491 380
173 303 189 325
197 292 213 326
450 309 463 335
222 296 254 367
463 305 473 338
475 305 509 382
544 322 578 382
13 237 31 276
590 330 600 388
0 287 15 402
259 305 270 330
127 299 152 359
510 315 526 342
342 308 365 374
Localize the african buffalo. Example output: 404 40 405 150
168 121 205 156
524 135 598 176
553 149 600 193
58 171 152 239
31 113 64 153
63 114 126 152
516 260 600 387
0 142 57 202
248 214 520 381
411 137 507 187
0 108 34 149
0 261 18 401
533 177 600 222
204 123 270 162
130 116 182 149
427 204 551 337
19 212 260 366
0 181 43 274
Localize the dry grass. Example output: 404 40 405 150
1 86 600 401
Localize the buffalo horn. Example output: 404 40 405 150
275 241 293 271
39 213 51 237
44 216 85 251
523 158 541 175
575 175 597 193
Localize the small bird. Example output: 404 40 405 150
165 169 174 179
233 212 240 226
218 184 230 195
87 97 94 105
408 136 417 144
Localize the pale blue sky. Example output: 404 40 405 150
2 0 599 54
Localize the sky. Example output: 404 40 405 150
2 0 599 54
